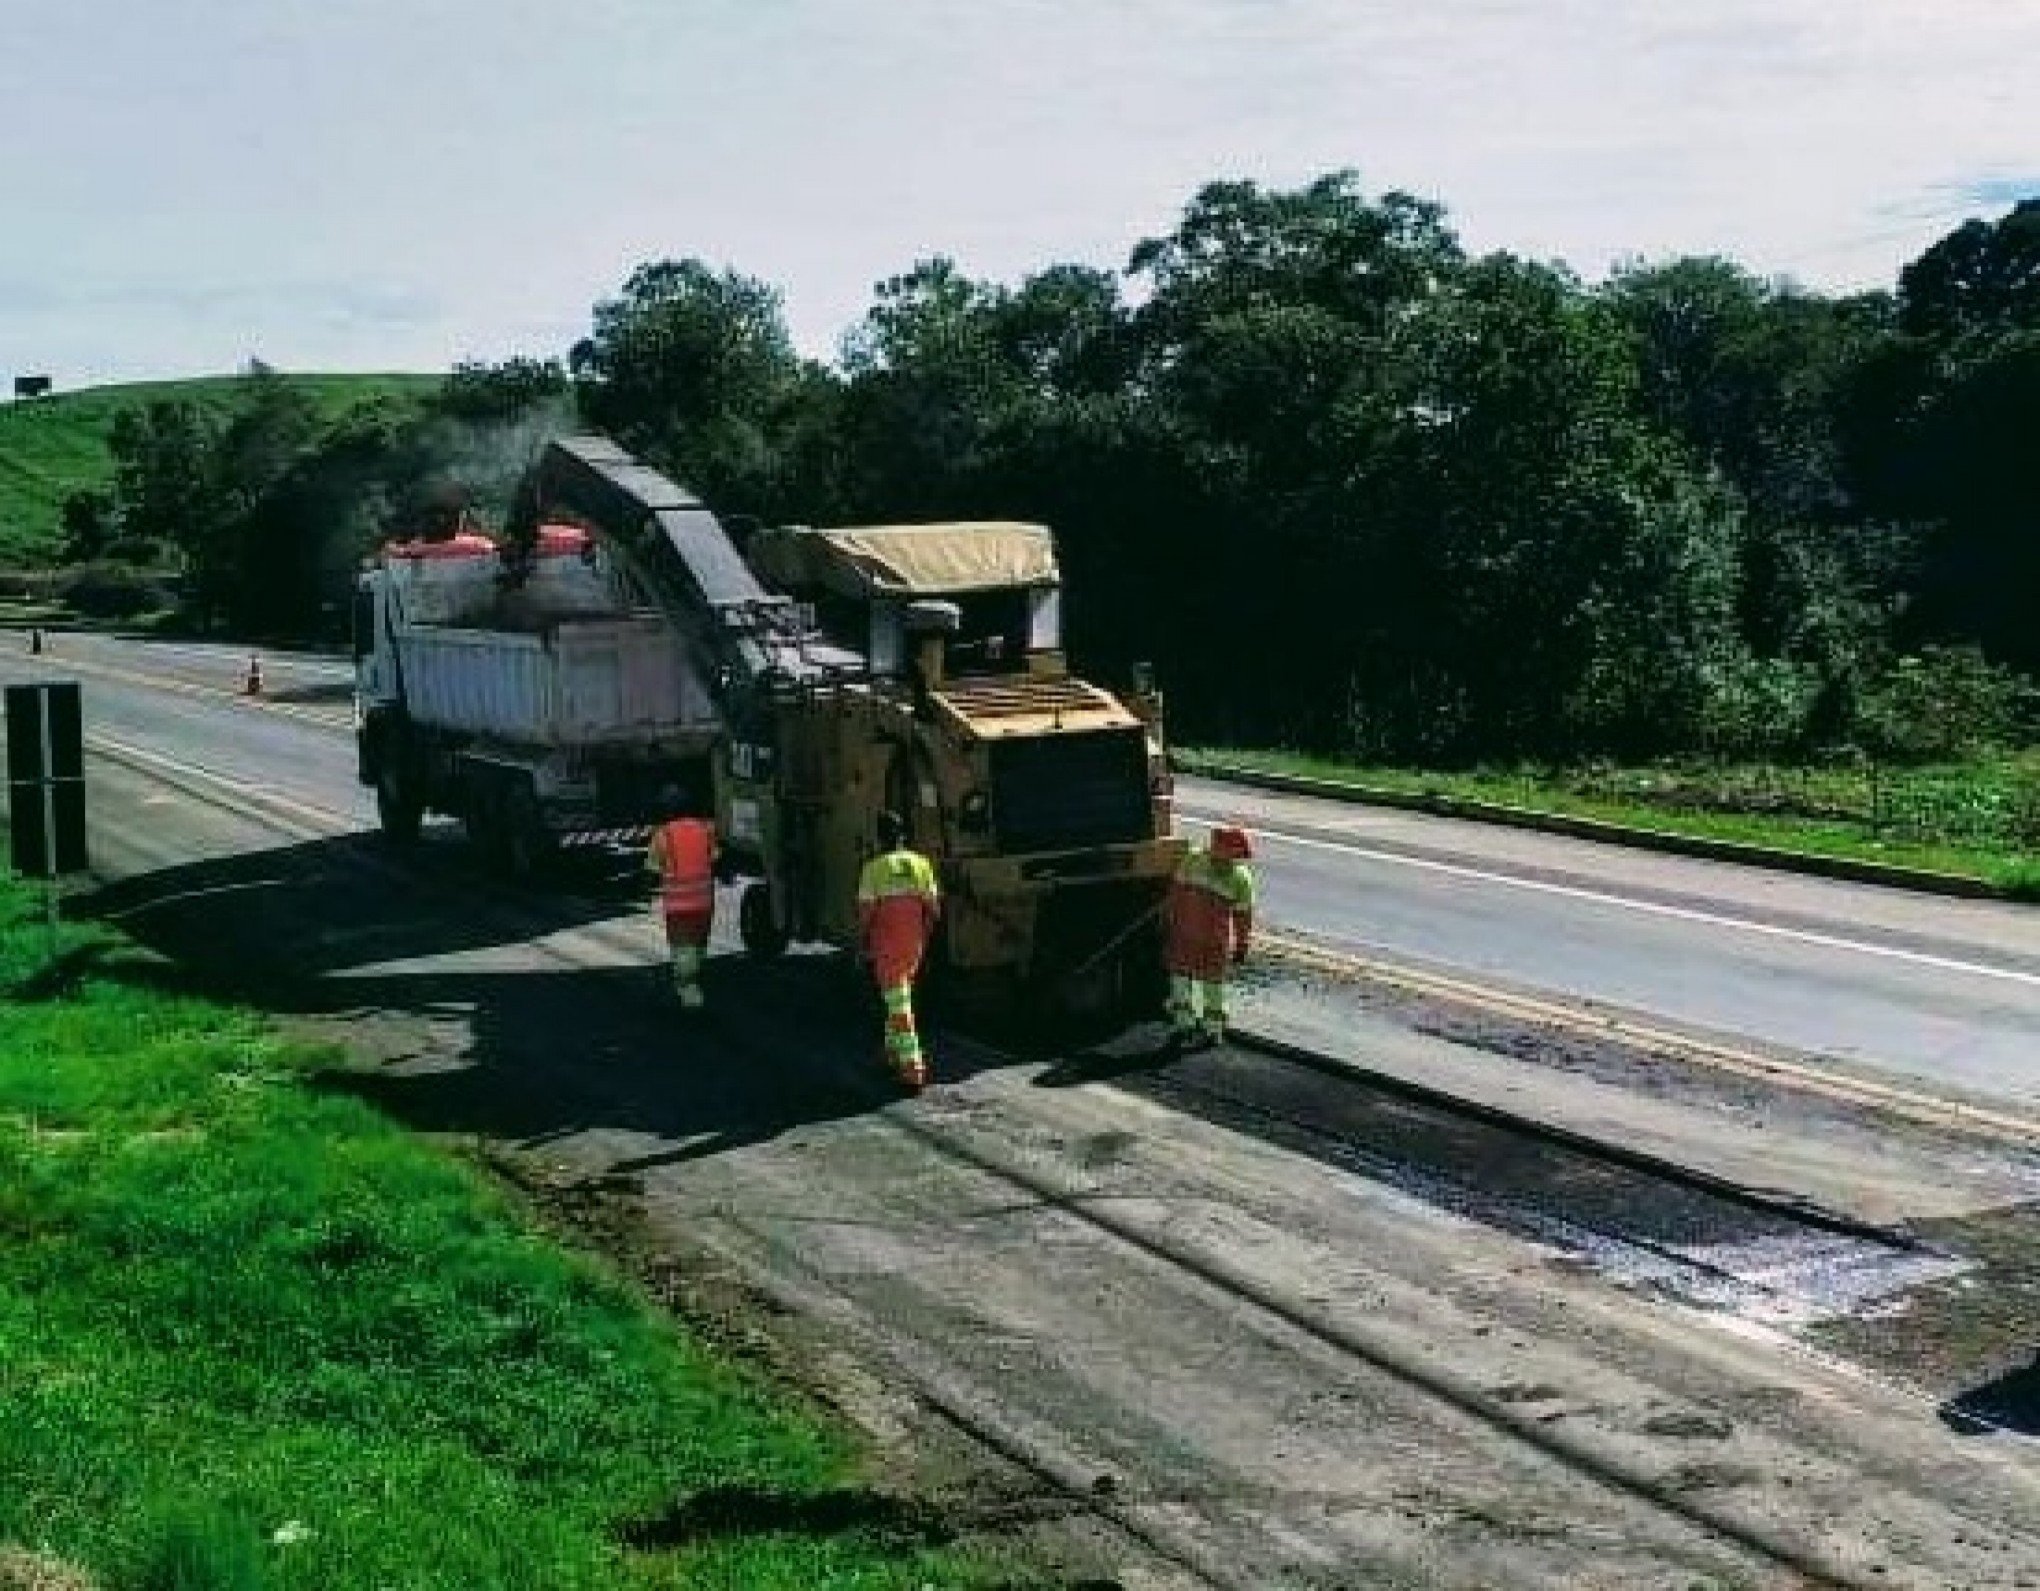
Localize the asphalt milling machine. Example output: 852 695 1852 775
354 435 1186 1025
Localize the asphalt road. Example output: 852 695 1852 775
9 630 2040 1585
11 632 2040 1109
1174 781 2040 1105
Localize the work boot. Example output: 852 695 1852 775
887 1043 929 1091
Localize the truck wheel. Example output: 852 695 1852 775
1112 921 1169 1024
499 779 553 883
376 765 422 847
739 882 788 958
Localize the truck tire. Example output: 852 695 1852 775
739 882 788 958
1113 926 1171 1024
376 764 422 847
497 777 553 883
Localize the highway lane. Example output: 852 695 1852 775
12 631 2040 1106
1173 777 2040 1104
13 642 370 827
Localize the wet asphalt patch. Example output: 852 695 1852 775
1063 1038 1965 1328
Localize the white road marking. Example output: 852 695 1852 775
1181 816 2040 992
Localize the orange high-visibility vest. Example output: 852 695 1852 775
651 818 716 922
857 849 941 986
1164 848 1255 980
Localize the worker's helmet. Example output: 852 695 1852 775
877 810 907 851
1210 825 1253 863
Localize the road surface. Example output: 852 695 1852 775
7 630 2040 1587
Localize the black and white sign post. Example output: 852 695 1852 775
6 681 88 937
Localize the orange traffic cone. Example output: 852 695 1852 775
244 654 264 696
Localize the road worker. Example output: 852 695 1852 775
645 783 716 1011
1164 825 1256 1045
856 810 941 1090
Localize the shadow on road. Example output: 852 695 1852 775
86 830 641 973
76 832 1025 1170
261 680 353 705
1940 1354 2040 1436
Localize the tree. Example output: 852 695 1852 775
234 399 423 639
993 264 1136 399
434 357 570 421
98 372 429 636
1842 202 2040 673
569 259 807 515
180 367 322 626
834 258 1014 515
1897 198 2040 340
1365 255 1750 756
1098 175 1465 747
106 401 221 553
58 488 119 564
1603 259 1883 527
1128 172 1461 348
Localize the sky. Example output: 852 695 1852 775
2 0 2036 389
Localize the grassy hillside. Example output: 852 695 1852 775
0 373 441 568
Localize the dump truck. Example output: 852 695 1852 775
352 523 726 873
355 436 1184 1020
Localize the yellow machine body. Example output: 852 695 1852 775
724 521 1185 1017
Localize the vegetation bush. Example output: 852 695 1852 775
2007 761 2040 850
1694 657 1827 760
1858 646 2032 761
55 562 171 620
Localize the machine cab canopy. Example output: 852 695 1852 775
747 522 1062 676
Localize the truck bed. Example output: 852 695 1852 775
395 616 719 748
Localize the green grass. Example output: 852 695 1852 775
1181 745 2040 898
0 375 441 568
0 881 1005 1590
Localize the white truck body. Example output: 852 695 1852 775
354 529 724 860
392 618 718 748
